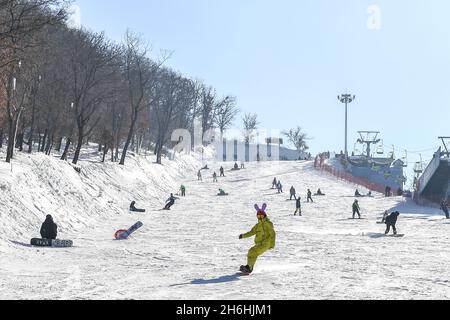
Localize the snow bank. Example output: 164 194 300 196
0 147 204 245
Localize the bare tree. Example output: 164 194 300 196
242 113 259 143
119 30 165 165
283 126 310 151
65 29 120 165
214 95 238 137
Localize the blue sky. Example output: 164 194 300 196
72 0 450 185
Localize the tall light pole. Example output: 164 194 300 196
338 93 356 159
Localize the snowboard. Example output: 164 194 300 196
115 221 143 240
30 238 73 248
130 208 146 213
386 234 405 238
217 193 229 196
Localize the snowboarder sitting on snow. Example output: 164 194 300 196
130 201 146 213
233 162 239 170
290 186 296 200
164 194 179 210
294 197 302 216
202 165 209 170
352 200 361 219
218 188 228 196
239 204 276 274
40 215 58 240
385 211 400 235
441 200 449 219
355 189 363 197
315 189 325 196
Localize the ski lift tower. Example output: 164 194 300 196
356 131 381 158
438 137 450 158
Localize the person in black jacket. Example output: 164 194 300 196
40 215 58 240
130 201 146 213
164 194 179 210
385 211 400 235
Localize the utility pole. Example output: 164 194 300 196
338 94 356 159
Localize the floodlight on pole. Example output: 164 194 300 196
337 94 356 159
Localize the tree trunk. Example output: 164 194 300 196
0 129 3 148
40 129 48 152
61 138 71 161
120 113 137 166
28 101 36 154
72 126 84 165
55 137 63 152
102 145 109 163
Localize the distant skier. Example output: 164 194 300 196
307 189 314 203
40 215 58 240
277 181 283 194
239 204 276 274
130 201 146 213
355 189 363 197
352 200 361 219
289 186 297 200
294 197 302 216
441 200 449 219
197 170 202 181
272 178 278 189
385 186 391 197
385 211 400 235
180 185 186 197
213 172 218 183
164 194 179 210
220 167 225 177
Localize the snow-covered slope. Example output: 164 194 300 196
1 149 449 300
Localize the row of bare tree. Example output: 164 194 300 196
0 0 240 165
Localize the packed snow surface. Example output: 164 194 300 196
1 149 450 300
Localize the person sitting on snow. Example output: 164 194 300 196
130 201 146 213
239 204 276 274
218 188 228 196
40 215 58 240
316 189 325 196
234 162 239 170
355 189 363 197
385 211 400 235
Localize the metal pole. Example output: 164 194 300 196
345 101 348 159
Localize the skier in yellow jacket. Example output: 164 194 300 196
239 203 276 274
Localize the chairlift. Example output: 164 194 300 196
376 140 384 155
